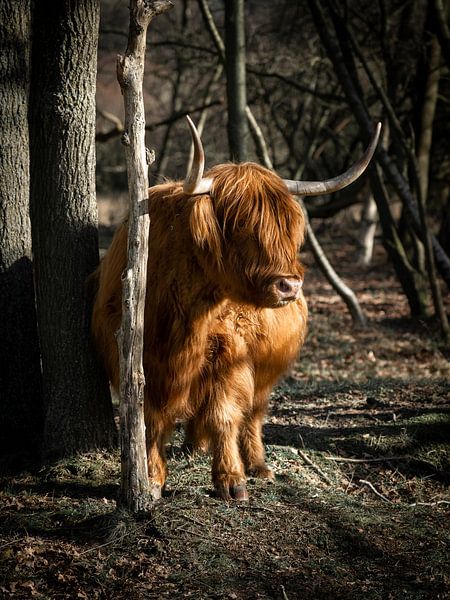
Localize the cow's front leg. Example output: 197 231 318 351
240 409 274 480
208 410 248 502
240 389 274 480
145 414 170 500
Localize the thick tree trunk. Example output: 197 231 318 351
29 0 116 461
0 0 43 462
225 0 248 161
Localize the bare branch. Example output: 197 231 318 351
302 199 367 327
247 67 345 105
96 101 222 143
325 455 411 463
197 0 225 60
116 0 173 514
359 479 393 504
298 449 333 486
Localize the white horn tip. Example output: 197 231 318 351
186 114 194 128
374 122 382 143
183 114 212 195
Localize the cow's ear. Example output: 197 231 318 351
190 195 223 269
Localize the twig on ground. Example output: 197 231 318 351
359 479 393 503
175 525 221 542
281 585 290 600
180 513 209 528
78 538 118 556
237 504 276 514
298 450 333 485
409 500 450 507
344 469 355 493
324 455 410 463
0 538 20 550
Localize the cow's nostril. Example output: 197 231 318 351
277 279 293 294
274 277 302 301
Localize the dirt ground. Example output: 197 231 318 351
1 222 449 599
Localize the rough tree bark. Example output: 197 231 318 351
29 0 116 461
117 0 172 513
0 0 43 462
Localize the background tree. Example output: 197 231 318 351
225 0 248 161
0 0 43 464
306 0 448 337
29 0 116 461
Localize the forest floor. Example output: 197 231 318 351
0 222 449 599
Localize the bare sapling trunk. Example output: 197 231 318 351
116 0 172 513
358 193 378 266
225 0 248 161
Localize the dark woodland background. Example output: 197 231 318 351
0 1 449 598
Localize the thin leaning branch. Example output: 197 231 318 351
302 201 367 327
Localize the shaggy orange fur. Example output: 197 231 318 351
91 162 307 501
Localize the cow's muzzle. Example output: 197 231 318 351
272 276 303 304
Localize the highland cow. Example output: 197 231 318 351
91 117 380 501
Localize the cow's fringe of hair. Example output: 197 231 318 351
188 162 305 278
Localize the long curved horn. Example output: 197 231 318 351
183 115 213 195
283 122 382 196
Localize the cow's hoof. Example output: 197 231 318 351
215 481 249 502
232 483 249 502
